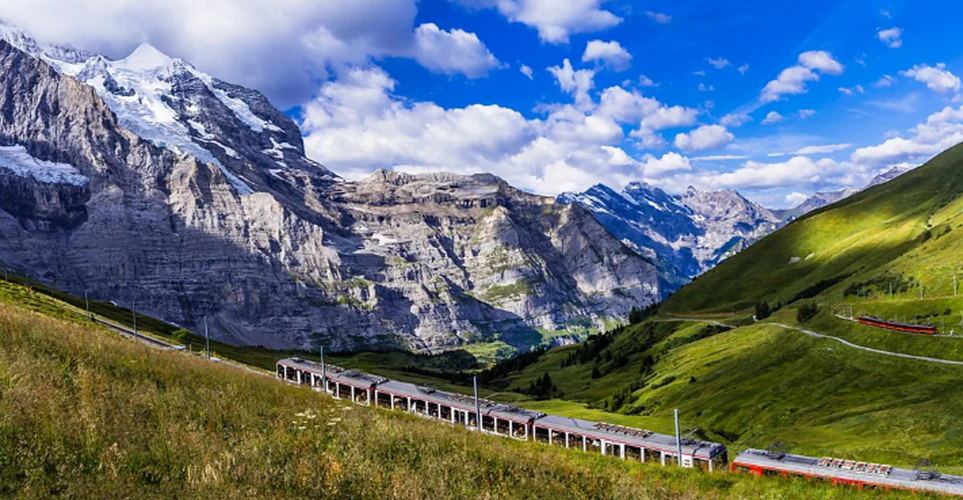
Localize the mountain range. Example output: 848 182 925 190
561 165 912 293
0 24 659 352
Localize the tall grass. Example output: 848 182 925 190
0 302 921 499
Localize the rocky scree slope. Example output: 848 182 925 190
0 30 658 352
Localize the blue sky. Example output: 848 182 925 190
4 0 963 207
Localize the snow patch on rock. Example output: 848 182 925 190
0 145 88 186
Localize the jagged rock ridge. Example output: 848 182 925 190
559 182 780 294
0 27 659 352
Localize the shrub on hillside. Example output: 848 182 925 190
755 302 771 320
797 303 819 323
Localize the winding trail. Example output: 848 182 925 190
660 317 963 367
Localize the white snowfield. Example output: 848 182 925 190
0 145 89 186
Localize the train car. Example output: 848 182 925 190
858 316 938 335
276 357 728 471
732 449 963 496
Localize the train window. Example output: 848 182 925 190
763 469 783 477
733 465 752 474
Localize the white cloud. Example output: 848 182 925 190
639 106 700 131
760 51 843 103
452 0 622 43
646 11 672 24
302 66 643 194
838 85 865 95
412 23 501 78
713 156 835 188
698 83 714 92
875 75 896 87
737 64 749 75
301 63 712 196
674 125 734 152
519 64 533 79
707 57 730 69
548 59 596 107
797 109 816 119
868 93 919 113
785 192 808 206
795 143 852 155
900 63 961 94
641 152 691 176
852 104 963 167
690 155 749 161
582 40 632 71
877 27 903 48
638 75 658 87
720 113 753 127
0 0 504 109
762 111 784 125
693 70 707 77
798 51 845 75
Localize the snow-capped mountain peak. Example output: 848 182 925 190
0 26 336 196
117 42 177 72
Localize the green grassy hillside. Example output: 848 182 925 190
663 141 963 316
0 288 918 499
485 317 963 475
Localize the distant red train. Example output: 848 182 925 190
858 316 938 335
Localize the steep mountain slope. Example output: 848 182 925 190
559 182 781 293
0 29 659 352
661 142 963 314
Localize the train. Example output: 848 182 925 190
277 357 963 497
858 316 939 335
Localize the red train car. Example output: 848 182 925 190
858 316 938 335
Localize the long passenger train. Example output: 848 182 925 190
278 357 963 497
858 316 939 335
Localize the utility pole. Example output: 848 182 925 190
204 316 211 360
920 280 924 300
84 290 90 318
321 346 327 393
132 300 137 336
474 376 482 432
674 409 683 467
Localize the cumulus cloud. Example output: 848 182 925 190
721 113 753 127
852 104 963 167
761 111 784 125
900 63 961 94
451 0 622 43
877 27 903 48
674 125 734 152
797 109 816 119
785 192 808 206
738 64 750 75
646 11 672 24
641 152 691 176
300 64 710 195
412 23 501 78
0 0 505 109
638 75 658 87
761 51 844 103
582 40 632 71
548 59 597 107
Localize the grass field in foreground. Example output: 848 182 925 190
0 300 924 499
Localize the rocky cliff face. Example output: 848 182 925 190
559 182 781 293
0 31 659 352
